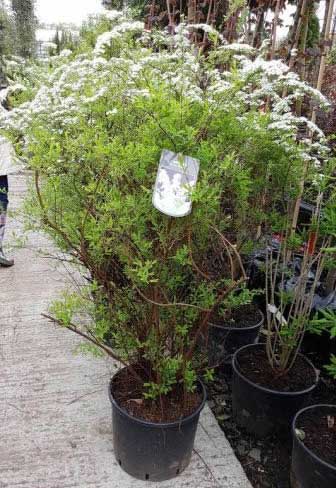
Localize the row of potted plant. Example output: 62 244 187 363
210 209 336 487
204 202 336 487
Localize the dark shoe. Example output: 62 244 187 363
0 248 14 267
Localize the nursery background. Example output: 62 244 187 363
0 0 336 487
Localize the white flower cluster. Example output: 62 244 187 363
0 13 330 168
44 42 58 51
187 23 219 36
218 43 256 55
103 10 125 21
59 49 72 58
94 21 144 55
211 54 330 158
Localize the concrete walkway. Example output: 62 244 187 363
0 174 252 488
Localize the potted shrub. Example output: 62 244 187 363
206 285 264 366
232 200 336 437
291 404 336 488
291 313 336 487
44 179 251 481
45 203 249 480
25 110 308 478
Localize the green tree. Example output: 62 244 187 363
53 28 61 54
0 1 16 87
50 25 79 55
306 5 320 48
11 0 37 58
0 2 15 55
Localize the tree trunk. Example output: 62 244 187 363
289 0 335 249
270 0 282 59
321 0 330 40
325 266 336 295
331 5 336 46
288 0 309 70
312 0 335 123
252 8 265 48
288 0 304 54
296 0 312 115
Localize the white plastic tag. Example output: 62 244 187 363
152 149 199 218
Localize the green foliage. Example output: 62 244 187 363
52 27 79 54
265 208 336 373
328 48 336 65
77 15 112 52
49 292 84 327
220 286 262 317
24 80 299 397
144 357 185 399
325 354 336 379
306 8 320 49
203 368 214 383
0 5 15 59
309 309 336 338
11 0 37 58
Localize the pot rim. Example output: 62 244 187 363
108 369 207 428
232 343 319 397
209 308 264 332
292 404 336 472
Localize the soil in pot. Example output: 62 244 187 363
207 304 263 364
237 347 316 392
109 366 206 482
211 304 261 329
291 405 336 488
111 365 202 423
295 408 336 466
206 349 336 488
232 344 318 437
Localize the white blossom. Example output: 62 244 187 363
103 10 125 21
59 49 72 58
218 43 256 55
44 42 57 50
94 21 144 55
0 14 330 175
187 23 219 36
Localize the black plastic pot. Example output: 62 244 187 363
208 308 264 366
232 344 318 437
108 372 207 481
291 404 336 488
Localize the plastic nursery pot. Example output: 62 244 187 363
108 371 207 482
232 344 319 438
291 404 336 488
208 308 264 366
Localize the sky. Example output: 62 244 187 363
35 0 105 25
33 0 327 30
32 0 327 39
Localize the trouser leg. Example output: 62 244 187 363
0 211 6 246
0 175 9 249
0 175 14 266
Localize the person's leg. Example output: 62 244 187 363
0 175 14 267
0 175 9 245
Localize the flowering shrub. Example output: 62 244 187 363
1 13 332 402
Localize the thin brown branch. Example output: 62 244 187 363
133 285 211 312
42 313 145 384
35 171 81 256
211 225 247 280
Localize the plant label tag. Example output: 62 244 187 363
152 149 199 218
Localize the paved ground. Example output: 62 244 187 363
0 174 252 488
